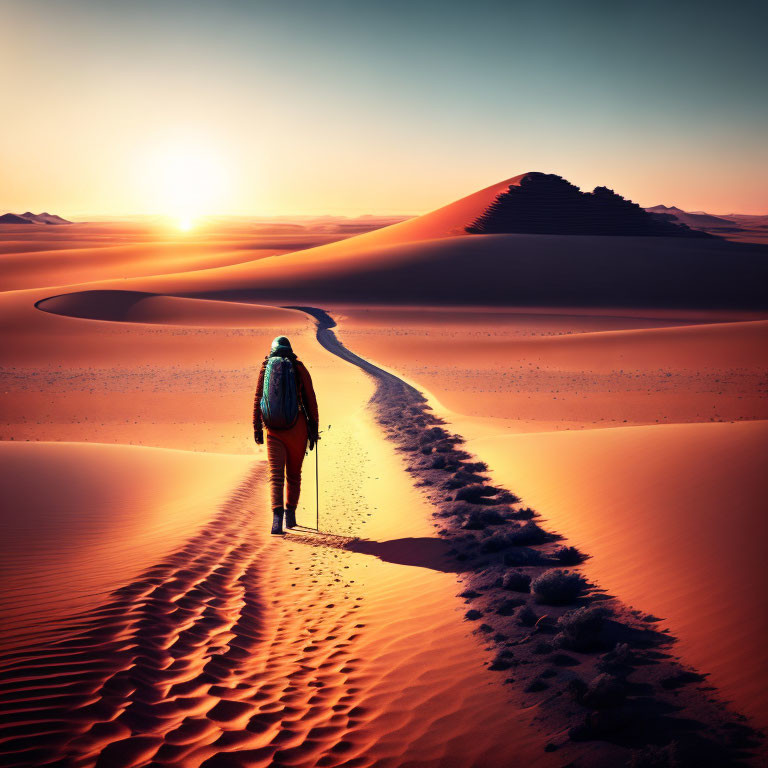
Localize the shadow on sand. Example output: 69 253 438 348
284 528 463 573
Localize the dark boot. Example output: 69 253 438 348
285 506 297 529
271 507 284 535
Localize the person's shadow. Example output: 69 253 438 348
346 537 462 572
286 529 464 573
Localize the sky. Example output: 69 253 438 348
2 0 766 217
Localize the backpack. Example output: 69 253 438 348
260 356 301 430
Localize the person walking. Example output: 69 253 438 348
253 336 319 534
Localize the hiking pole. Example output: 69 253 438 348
315 436 319 532
314 424 330 532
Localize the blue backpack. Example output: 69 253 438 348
261 356 301 430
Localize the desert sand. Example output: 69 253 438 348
2 177 766 766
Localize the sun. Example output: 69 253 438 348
143 139 229 231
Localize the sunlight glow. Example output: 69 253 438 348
142 139 229 229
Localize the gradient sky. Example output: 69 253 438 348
2 0 766 217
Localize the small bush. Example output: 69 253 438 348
419 427 448 445
555 606 606 652
597 642 632 674
463 508 508 530
509 521 555 546
503 548 540 566
515 605 538 627
531 569 587 605
429 453 447 469
455 484 499 503
439 501 477 518
554 546 586 565
509 506 536 520
443 471 487 489
502 570 532 592
465 609 483 621
480 532 513 552
462 461 489 473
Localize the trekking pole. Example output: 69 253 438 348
315 436 319 531
315 425 330 532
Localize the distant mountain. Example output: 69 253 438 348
0 213 34 224
646 205 736 230
0 211 72 225
466 173 708 237
645 205 768 243
20 211 72 225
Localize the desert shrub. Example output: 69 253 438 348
509 521 555 546
502 570 532 592
582 673 626 708
509 506 536 520
597 642 632 674
480 532 513 552
503 548 541 566
555 606 606 652
462 461 488 473
419 427 448 445
428 453 447 470
465 609 483 621
495 489 521 504
531 569 587 605
463 508 508 530
455 484 499 503
553 546 586 565
438 501 476 519
515 605 538 627
443 469 487 489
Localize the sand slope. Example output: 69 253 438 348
467 420 768 730
337 308 768 430
0 442 253 649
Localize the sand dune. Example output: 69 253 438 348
0 442 253 650
337 307 768 430
36 291 310 328
37 231 764 312
0 222 351 292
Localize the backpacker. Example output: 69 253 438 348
260 356 301 430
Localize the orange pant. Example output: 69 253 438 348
266 416 308 510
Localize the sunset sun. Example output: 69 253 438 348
144 141 228 230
